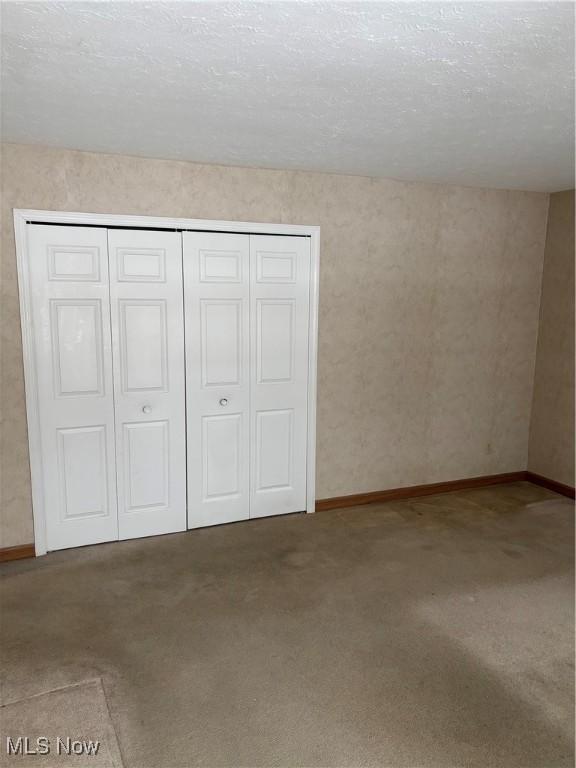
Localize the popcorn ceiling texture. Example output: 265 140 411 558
0 143 549 548
1 1 573 191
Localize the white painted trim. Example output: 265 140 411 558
13 209 317 237
13 210 48 555
306 229 320 514
13 209 320 552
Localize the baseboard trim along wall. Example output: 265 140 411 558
1 471 573 562
0 543 36 563
525 471 576 499
315 470 576 511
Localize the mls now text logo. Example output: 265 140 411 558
6 736 100 756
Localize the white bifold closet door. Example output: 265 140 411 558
183 233 251 527
107 230 186 540
28 222 309 549
28 225 119 550
249 235 310 518
28 224 186 551
184 232 310 527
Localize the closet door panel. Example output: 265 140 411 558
119 300 168 391
200 299 242 387
202 413 243 498
108 230 186 540
28 225 118 551
123 420 169 511
51 300 104 395
250 235 310 518
57 425 109 519
256 409 294 490
184 232 250 528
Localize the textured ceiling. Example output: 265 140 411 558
1 1 574 191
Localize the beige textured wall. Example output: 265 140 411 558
528 190 575 487
1 143 549 547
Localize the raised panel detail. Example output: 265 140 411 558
57 426 108 519
202 414 242 500
120 300 167 392
257 300 295 383
124 421 169 511
48 246 100 281
199 250 242 283
117 248 166 282
256 410 293 491
256 251 297 283
200 300 242 387
51 300 104 397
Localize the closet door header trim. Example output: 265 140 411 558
15 209 319 237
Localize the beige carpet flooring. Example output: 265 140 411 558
1 482 574 767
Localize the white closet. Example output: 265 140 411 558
183 232 310 528
22 218 316 553
107 230 186 541
29 225 120 550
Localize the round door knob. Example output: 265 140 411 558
142 405 152 414
219 398 228 407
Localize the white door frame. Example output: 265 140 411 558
13 209 320 556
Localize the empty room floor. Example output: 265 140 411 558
1 482 574 768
